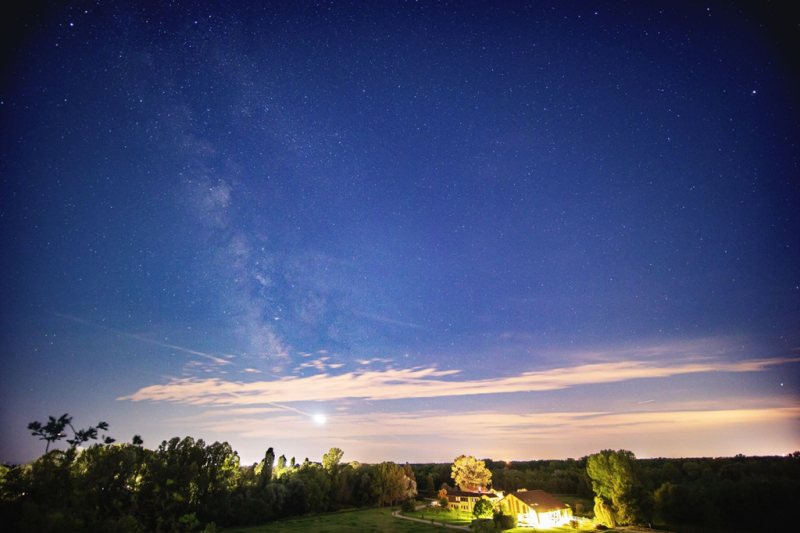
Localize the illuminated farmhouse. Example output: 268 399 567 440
502 489 573 528
443 488 502 512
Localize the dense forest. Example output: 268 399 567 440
0 436 419 532
1 418 798 531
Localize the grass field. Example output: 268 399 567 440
400 507 474 526
503 528 620 533
220 505 626 533
220 497 615 533
221 507 447 532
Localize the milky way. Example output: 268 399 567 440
1 1 798 464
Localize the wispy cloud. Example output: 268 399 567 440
56 313 231 366
558 336 753 364
297 357 331 372
356 358 393 366
119 356 799 406
352 310 430 331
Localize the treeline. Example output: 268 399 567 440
410 452 800 531
408 458 593 499
488 458 595 498
582 451 800 531
476 453 799 531
0 438 417 532
643 454 800 531
3 433 798 533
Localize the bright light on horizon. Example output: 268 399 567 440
313 414 327 425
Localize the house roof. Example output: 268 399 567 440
507 490 568 512
446 490 500 499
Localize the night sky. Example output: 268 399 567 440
1 1 798 466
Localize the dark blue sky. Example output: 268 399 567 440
2 1 798 464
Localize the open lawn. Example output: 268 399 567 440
503 528 619 533
401 508 474 526
221 507 447 533
220 502 616 533
219 506 631 533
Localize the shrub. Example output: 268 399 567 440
401 499 418 512
493 510 517 530
473 498 494 519
471 518 494 532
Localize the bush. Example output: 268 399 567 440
493 510 517 530
401 499 418 512
471 518 494 533
473 498 494 519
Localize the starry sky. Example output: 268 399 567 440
1 0 799 466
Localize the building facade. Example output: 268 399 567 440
444 488 502 512
502 489 573 527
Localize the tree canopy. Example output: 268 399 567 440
375 461 406 507
322 447 344 474
586 449 652 526
451 455 492 490
473 497 494 519
3 415 431 531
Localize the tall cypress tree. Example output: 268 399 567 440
258 447 275 487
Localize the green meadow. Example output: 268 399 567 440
221 507 446 533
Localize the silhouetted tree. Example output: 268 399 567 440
257 447 275 487
276 454 288 478
27 414 114 452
